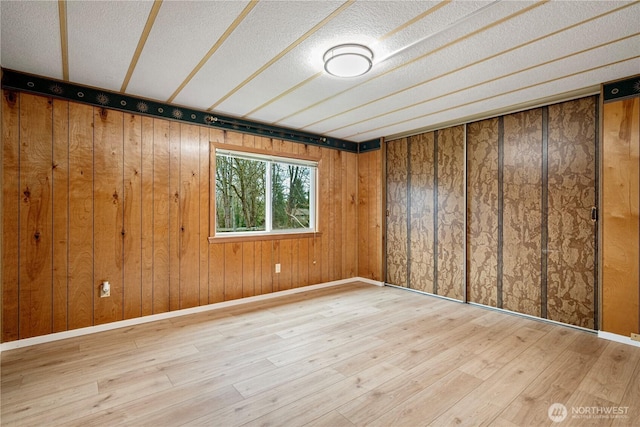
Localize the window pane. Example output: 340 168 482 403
215 155 266 232
271 163 311 230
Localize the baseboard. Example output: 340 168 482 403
598 331 640 348
0 277 377 353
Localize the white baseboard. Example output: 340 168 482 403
598 331 640 348
0 277 377 353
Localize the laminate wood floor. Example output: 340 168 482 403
2 282 639 426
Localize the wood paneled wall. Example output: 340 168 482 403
357 149 383 282
602 96 640 337
386 97 598 328
1 91 359 342
385 126 466 301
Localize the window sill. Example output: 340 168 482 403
208 231 322 244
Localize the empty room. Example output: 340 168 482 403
1 1 640 426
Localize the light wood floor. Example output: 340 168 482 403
2 282 639 426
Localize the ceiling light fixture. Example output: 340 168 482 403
323 44 373 78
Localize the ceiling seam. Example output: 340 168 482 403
166 0 259 104
207 0 356 111
120 0 163 93
344 55 640 140
328 33 639 135
241 0 452 120
304 1 639 132
58 0 69 81
272 0 548 126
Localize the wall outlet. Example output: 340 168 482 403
631 333 640 342
275 263 281 274
100 281 111 298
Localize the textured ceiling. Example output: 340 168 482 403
1 0 639 143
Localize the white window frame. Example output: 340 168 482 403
213 147 318 238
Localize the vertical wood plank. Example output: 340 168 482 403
199 128 210 305
169 122 181 310
152 119 170 314
52 99 69 333
409 133 435 293
547 97 597 329
333 150 343 280
225 242 243 300
254 241 262 295
358 151 370 278
19 93 53 338
386 138 408 287
371 148 383 282
209 243 225 303
242 241 255 297
319 149 330 283
502 109 543 317
123 114 142 320
309 233 322 285
179 124 200 309
272 240 281 292
437 125 465 301
467 119 500 307
93 107 124 325
290 239 299 288
2 90 21 341
68 102 94 329
602 97 640 336
261 240 273 294
279 239 292 290
298 238 309 288
140 117 154 316
345 152 358 278
225 130 242 147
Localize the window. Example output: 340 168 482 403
214 148 317 236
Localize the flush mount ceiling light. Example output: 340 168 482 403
323 44 373 78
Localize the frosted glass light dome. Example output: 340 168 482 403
323 44 373 78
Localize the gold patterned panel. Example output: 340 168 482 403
409 132 435 293
437 125 465 301
466 119 499 307
547 97 597 329
386 138 408 287
503 109 543 317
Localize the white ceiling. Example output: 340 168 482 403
2 0 639 143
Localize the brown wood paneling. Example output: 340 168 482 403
332 150 343 281
52 99 69 332
179 124 200 309
547 97 597 329
502 109 543 317
467 118 500 307
2 91 20 341
437 125 465 301
602 97 640 336
140 116 154 316
408 133 435 293
290 239 299 288
242 242 255 297
152 119 170 314
319 151 330 283
123 114 142 320
68 102 94 330
198 127 210 305
261 240 273 294
168 122 181 311
225 242 243 300
309 234 322 286
372 148 383 282
209 243 224 303
386 138 409 287
345 152 358 278
253 240 263 294
93 108 124 325
357 151 370 279
19 94 53 338
279 239 292 291
298 238 309 288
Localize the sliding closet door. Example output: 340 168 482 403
547 97 597 329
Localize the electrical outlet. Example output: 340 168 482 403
275 263 281 274
631 333 640 342
100 281 111 298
